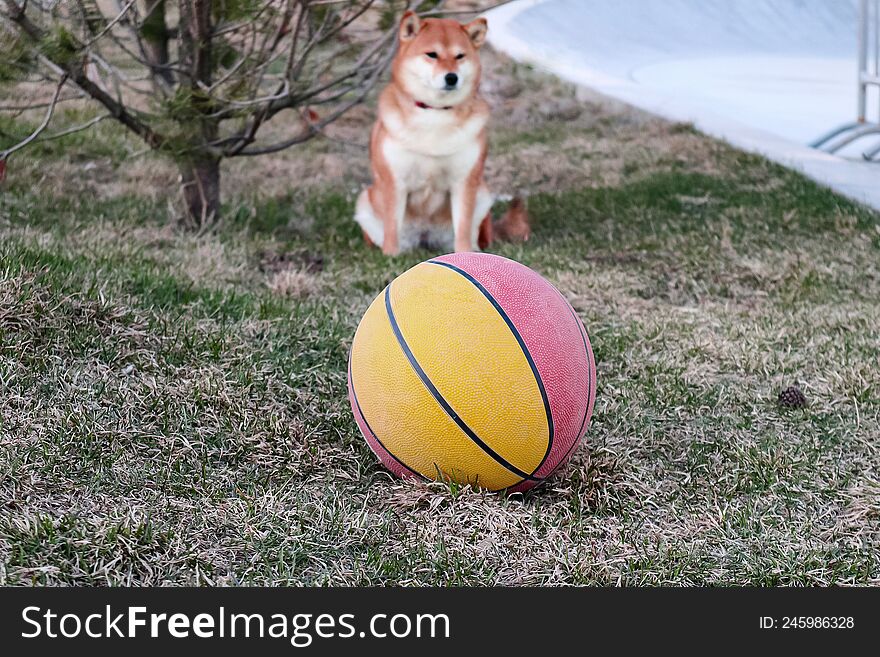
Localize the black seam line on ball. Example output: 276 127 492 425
348 351 428 481
384 284 541 483
427 259 554 474
559 301 593 464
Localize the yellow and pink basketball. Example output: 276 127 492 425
348 253 596 493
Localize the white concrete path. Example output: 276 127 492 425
485 0 880 210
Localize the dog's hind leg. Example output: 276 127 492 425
477 211 493 250
354 189 384 249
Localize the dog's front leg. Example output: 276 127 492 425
451 178 479 253
375 181 407 256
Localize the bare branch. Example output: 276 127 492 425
4 2 167 149
229 36 396 157
2 0 42 38
0 73 67 161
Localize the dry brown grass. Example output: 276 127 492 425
1 40 878 586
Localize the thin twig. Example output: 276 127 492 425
84 0 138 46
0 94 85 111
0 73 67 160
424 0 515 16
39 112 111 141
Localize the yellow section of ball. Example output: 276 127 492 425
349 261 550 490
390 262 549 474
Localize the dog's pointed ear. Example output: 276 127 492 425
464 17 488 48
399 11 421 42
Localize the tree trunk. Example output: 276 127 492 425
176 0 220 228
179 157 220 228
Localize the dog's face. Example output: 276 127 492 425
393 12 488 108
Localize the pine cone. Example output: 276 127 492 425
778 385 807 409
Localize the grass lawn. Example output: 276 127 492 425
1 52 879 586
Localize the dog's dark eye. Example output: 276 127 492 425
426 52 438 59
455 53 466 60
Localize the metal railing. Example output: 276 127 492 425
812 0 880 160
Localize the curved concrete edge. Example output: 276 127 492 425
485 0 880 211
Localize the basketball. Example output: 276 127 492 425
348 253 596 493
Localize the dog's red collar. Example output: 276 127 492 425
415 101 453 110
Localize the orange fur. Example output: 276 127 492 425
493 197 531 243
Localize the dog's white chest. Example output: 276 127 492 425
382 111 485 191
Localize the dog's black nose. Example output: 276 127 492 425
444 73 458 87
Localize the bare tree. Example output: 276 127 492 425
0 1 441 227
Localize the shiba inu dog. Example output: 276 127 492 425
355 11 528 254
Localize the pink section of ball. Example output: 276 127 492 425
433 252 596 491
